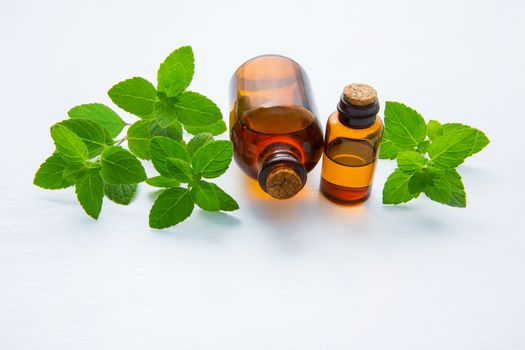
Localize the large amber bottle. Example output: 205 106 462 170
320 83 383 203
229 55 324 199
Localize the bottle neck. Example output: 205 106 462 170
258 151 307 199
337 94 379 129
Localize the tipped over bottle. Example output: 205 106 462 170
229 55 324 199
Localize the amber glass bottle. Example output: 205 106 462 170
320 83 383 204
229 55 324 199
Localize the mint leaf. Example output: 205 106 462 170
173 92 222 128
417 140 430 153
444 169 466 208
191 140 233 178
50 124 89 163
423 167 466 207
211 183 239 211
62 163 85 181
384 101 426 150
149 120 183 141
108 77 158 118
166 158 194 183
100 146 147 184
149 136 189 177
68 103 125 138
186 133 213 156
60 119 107 158
85 161 102 174
428 127 477 168
34 153 74 189
75 172 104 219
379 136 399 160
127 119 152 160
149 187 194 229
157 46 194 97
383 169 420 204
190 180 220 211
104 183 137 205
145 176 180 188
153 99 178 128
184 119 227 136
441 123 490 156
397 151 427 172
426 120 442 141
408 168 434 194
422 167 452 204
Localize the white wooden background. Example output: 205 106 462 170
1 0 524 349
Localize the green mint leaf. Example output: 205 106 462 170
157 46 195 97
428 127 478 168
100 146 147 184
153 99 178 128
443 169 466 208
62 163 85 181
145 176 180 188
166 158 194 183
378 134 399 160
422 167 452 204
149 187 194 229
68 103 125 138
108 77 158 118
149 119 183 141
104 183 137 205
441 123 490 156
211 183 239 211
50 124 89 163
397 151 427 172
383 169 420 204
149 136 189 177
75 172 104 219
384 101 426 150
60 119 107 158
127 119 152 160
190 180 220 211
173 91 222 128
426 120 442 141
408 168 434 194
191 140 233 178
186 132 213 157
417 140 430 153
184 119 227 136
85 161 102 173
34 153 74 189
423 167 466 207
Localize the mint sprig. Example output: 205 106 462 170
34 45 238 227
380 101 490 207
147 135 237 228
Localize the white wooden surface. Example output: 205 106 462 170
1 1 524 349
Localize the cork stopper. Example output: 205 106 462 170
265 166 303 199
343 83 377 107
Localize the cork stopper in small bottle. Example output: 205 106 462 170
343 83 378 107
265 166 303 200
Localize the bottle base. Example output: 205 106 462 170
320 178 371 204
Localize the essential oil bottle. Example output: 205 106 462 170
229 55 324 199
320 83 383 203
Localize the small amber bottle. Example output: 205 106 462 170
320 83 383 203
229 55 324 200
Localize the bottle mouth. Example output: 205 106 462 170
258 153 307 199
